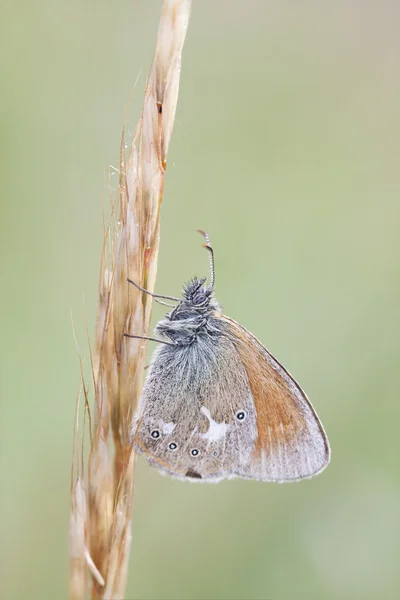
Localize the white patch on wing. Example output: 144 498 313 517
161 422 176 435
200 406 230 442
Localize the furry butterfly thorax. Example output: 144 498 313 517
154 276 225 346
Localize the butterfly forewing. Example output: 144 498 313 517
222 315 331 481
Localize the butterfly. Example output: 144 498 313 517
126 231 330 482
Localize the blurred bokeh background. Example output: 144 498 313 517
1 1 399 599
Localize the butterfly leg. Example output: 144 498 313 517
127 278 180 306
124 333 177 347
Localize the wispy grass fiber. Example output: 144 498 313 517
69 2 191 598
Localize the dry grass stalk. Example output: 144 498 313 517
69 2 191 598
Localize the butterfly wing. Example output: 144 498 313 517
221 315 331 481
131 334 259 482
132 317 330 483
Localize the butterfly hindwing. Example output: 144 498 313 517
132 333 258 481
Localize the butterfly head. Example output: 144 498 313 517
182 276 211 306
166 277 219 321
155 277 221 344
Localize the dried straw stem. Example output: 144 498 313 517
69 2 191 599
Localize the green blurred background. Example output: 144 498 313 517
1 1 399 599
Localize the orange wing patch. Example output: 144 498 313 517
222 316 308 456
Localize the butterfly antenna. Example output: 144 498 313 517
197 229 215 290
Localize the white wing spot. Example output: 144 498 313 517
161 422 176 435
200 406 230 442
